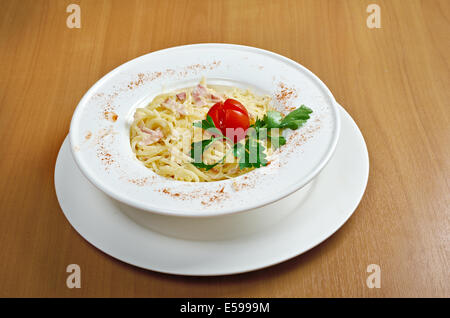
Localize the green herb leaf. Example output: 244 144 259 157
259 105 313 130
192 161 220 171
252 118 265 131
280 105 313 129
247 133 259 167
233 142 245 160
267 135 286 149
233 143 251 169
190 138 224 170
255 141 268 167
251 125 285 149
190 138 214 162
193 115 222 136
233 133 268 169
263 111 284 129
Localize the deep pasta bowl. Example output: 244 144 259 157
69 44 340 217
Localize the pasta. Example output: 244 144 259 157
130 79 273 182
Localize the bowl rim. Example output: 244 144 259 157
69 43 341 218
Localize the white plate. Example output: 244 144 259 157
55 106 368 276
69 44 340 216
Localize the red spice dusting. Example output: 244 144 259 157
160 188 187 199
101 152 112 164
232 182 247 191
275 82 298 108
104 111 118 122
101 99 117 122
127 61 221 90
158 185 229 205
231 175 255 191
128 177 149 186
285 106 297 112
274 82 301 113
279 118 322 159
95 127 118 171
201 187 226 206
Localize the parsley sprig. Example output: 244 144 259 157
190 105 313 170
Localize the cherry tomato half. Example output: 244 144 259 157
207 99 250 142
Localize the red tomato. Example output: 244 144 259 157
207 99 250 142
206 102 225 131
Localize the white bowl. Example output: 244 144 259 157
69 44 340 218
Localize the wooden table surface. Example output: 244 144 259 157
0 0 448 297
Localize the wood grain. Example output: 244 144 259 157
0 0 448 297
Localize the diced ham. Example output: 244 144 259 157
193 97 206 106
210 93 224 103
139 127 163 146
162 98 187 115
176 92 186 102
140 127 154 134
192 84 208 97
192 84 208 106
